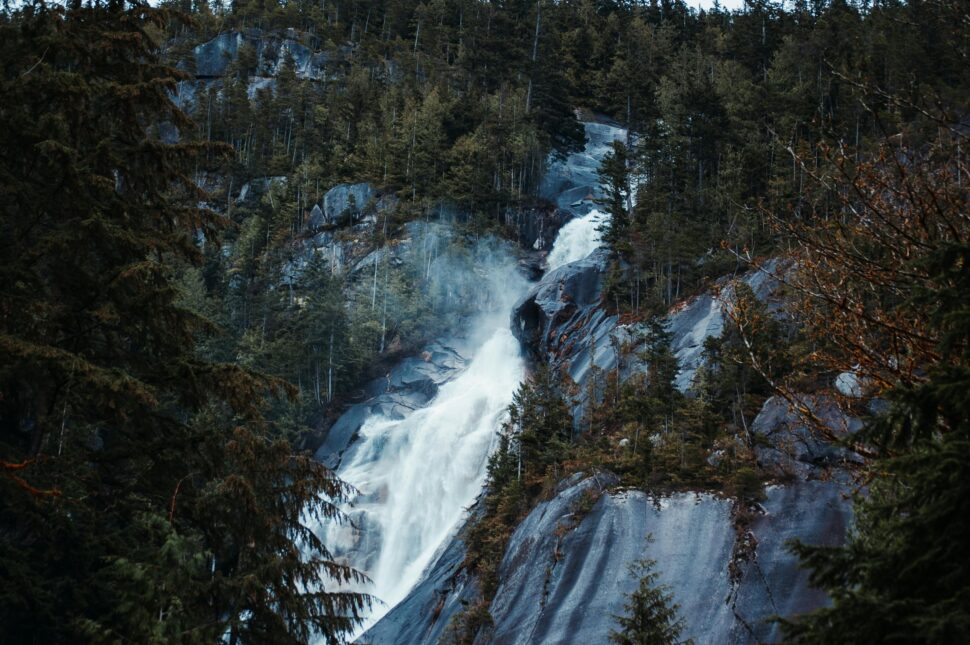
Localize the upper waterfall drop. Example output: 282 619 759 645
544 208 608 272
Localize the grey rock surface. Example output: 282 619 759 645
193 31 246 77
668 258 786 392
539 120 627 213
752 395 863 480
318 182 376 227
369 472 851 645
361 516 481 645
732 481 853 643
528 479 851 644
511 246 609 362
511 250 788 430
192 29 350 81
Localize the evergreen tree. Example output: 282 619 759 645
610 558 690 645
0 2 366 641
598 140 632 256
509 364 573 470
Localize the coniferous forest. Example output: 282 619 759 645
1 0 968 643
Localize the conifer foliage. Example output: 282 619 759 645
0 2 365 642
761 116 970 644
610 558 690 645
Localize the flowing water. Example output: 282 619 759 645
312 122 626 642
328 324 525 637
544 208 608 272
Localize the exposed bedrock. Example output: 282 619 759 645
364 471 852 645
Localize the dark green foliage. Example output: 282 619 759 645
610 558 691 645
598 140 632 256
511 365 574 470
462 367 572 605
0 2 366 642
781 431 970 644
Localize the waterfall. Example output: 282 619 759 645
311 121 627 643
324 325 525 637
544 208 609 272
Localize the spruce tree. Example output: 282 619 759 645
597 140 632 257
610 558 690 645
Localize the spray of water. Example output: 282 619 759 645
334 328 524 634
311 235 528 639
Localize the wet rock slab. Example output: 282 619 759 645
365 471 852 645
539 120 627 213
360 517 481 645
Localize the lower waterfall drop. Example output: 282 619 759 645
326 325 525 637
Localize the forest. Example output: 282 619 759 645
0 0 967 642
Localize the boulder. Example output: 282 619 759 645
319 182 376 227
307 204 326 230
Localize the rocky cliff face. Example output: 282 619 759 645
364 248 858 644
348 118 858 643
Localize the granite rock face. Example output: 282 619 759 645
667 257 787 392
361 515 482 645
317 182 377 228
539 120 627 214
752 395 864 480
732 481 853 643
192 31 245 77
512 252 789 424
364 472 852 645
191 29 350 80
511 247 609 360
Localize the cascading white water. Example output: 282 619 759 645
544 209 609 272
326 325 524 636
311 122 627 643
